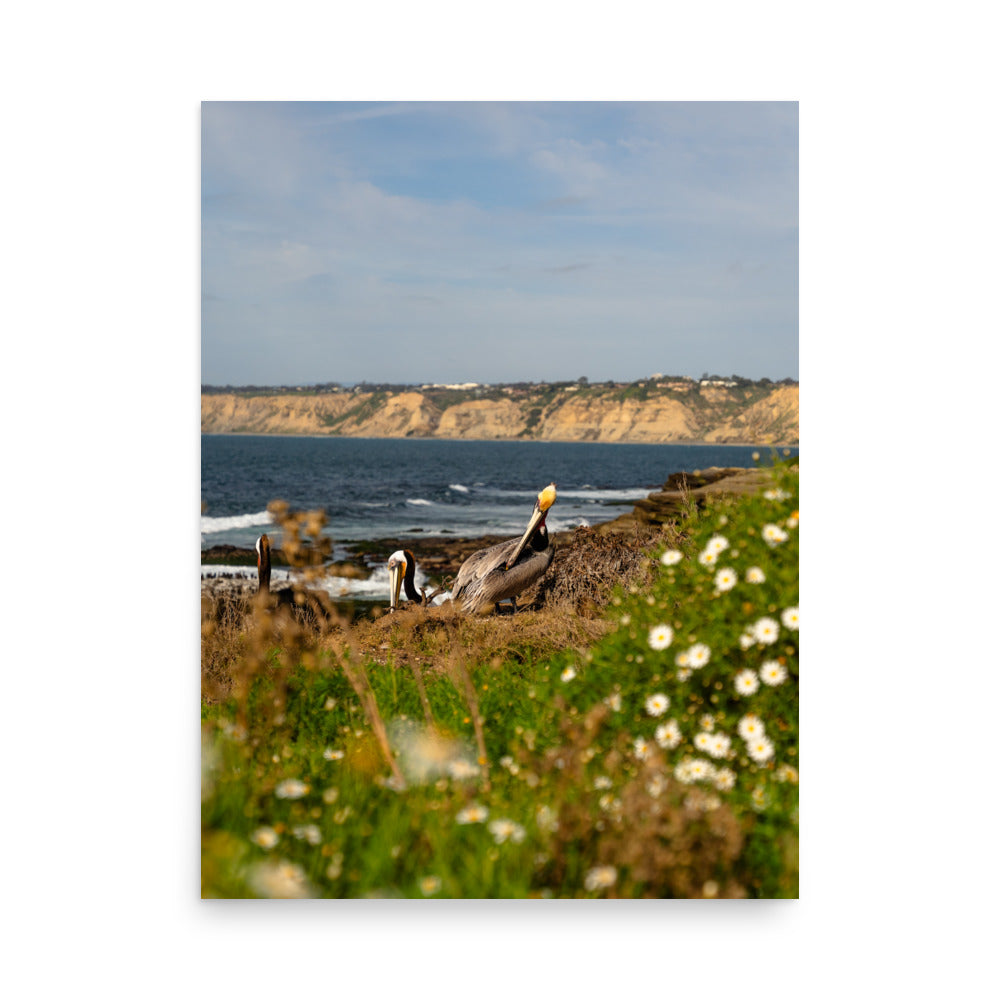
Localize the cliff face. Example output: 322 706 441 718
202 384 798 445
534 395 701 443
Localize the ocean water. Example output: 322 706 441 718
201 435 797 560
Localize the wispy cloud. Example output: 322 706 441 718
202 101 797 385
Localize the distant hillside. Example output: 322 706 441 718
201 380 798 446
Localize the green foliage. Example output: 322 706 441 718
202 464 799 898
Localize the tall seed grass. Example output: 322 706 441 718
201 461 799 898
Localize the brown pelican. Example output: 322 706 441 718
452 483 557 614
255 533 329 626
387 549 445 610
387 549 422 610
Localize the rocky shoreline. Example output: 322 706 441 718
201 466 774 602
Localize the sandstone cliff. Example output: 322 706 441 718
202 383 798 446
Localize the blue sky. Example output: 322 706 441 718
202 101 798 386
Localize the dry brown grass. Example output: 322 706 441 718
534 522 679 615
344 602 613 673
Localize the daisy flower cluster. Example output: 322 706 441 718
624 466 799 807
738 714 775 763
673 757 736 791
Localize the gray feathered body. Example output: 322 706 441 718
453 528 553 613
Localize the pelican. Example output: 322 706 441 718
452 483 557 614
387 549 422 610
255 533 329 626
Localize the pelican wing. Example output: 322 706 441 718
459 545 554 614
452 538 521 597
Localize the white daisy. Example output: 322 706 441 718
706 535 730 554
274 778 309 800
598 794 622 816
536 805 559 833
747 736 775 763
677 667 692 682
646 773 668 798
456 803 489 824
675 649 689 667
760 660 788 686
248 859 313 899
593 775 613 790
714 567 738 592
323 747 345 761
584 865 618 892
250 826 279 850
419 875 442 896
735 670 760 696
660 549 683 566
633 737 652 761
648 624 674 650
738 631 756 650
762 523 789 547
745 566 766 584
687 642 711 668
738 714 766 741
694 731 713 751
753 617 780 645
487 818 526 844
655 719 682 749
781 606 800 630
448 759 480 780
698 548 719 568
699 715 715 731
604 692 622 712
708 733 732 758
292 824 322 845
763 488 790 501
713 768 736 791
645 692 670 716
674 759 696 784
686 758 715 782
560 665 577 682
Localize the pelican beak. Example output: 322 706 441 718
388 557 404 610
505 483 557 570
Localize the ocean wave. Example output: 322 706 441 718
200 561 432 601
549 517 591 531
406 498 433 506
201 565 292 584
448 484 470 493
201 510 273 534
555 488 652 502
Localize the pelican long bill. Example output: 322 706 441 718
388 551 406 610
504 483 557 570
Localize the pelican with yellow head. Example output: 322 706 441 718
452 483 557 614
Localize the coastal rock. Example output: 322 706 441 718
595 466 777 530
